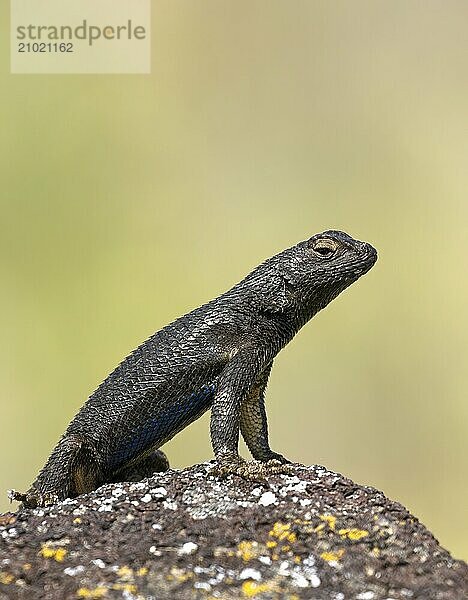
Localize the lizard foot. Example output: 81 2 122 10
8 488 59 509
210 454 295 481
112 449 170 483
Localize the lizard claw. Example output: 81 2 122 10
8 489 27 504
258 451 291 464
8 488 59 509
210 453 246 478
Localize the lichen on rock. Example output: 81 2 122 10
0 463 466 599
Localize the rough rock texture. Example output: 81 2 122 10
0 463 466 600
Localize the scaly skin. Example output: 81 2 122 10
11 230 377 508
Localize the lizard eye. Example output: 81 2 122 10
311 238 338 258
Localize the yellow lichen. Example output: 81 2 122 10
40 544 68 562
168 567 192 583
242 581 277 597
73 518 82 524
268 522 296 547
76 587 107 598
136 567 148 576
338 528 369 541
0 572 14 585
112 584 137 593
238 540 258 561
320 515 336 530
270 522 291 540
117 565 133 579
320 549 345 562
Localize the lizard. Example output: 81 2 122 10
10 230 377 508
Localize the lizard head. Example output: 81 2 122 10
295 230 377 306
260 230 377 316
304 229 377 283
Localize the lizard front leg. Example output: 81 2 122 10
239 361 290 464
210 352 293 479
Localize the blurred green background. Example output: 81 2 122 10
1 1 467 559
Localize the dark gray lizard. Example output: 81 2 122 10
11 230 377 508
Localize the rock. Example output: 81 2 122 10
0 463 466 599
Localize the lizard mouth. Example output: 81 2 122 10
359 242 378 271
345 243 378 281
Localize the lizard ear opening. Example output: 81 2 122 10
260 275 296 315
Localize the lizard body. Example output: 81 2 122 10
12 230 377 508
